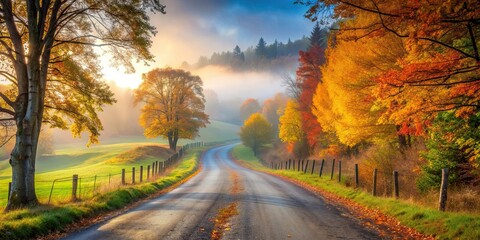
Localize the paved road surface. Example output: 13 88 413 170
64 144 378 240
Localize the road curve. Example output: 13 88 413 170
63 144 378 240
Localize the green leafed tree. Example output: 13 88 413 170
239 113 274 156
0 0 165 210
134 67 209 151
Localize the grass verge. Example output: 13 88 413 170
231 144 480 240
0 149 203 240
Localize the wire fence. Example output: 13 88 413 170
2 142 204 206
268 158 449 211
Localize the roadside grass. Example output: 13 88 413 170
0 148 202 240
232 144 480 240
0 143 174 207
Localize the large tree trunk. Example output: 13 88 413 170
167 131 179 151
6 37 46 210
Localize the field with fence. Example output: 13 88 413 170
0 120 239 209
0 142 205 209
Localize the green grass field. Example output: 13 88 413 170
0 147 203 239
0 120 240 208
232 144 480 240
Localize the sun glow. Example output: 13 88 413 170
101 66 143 89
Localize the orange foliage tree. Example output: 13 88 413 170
295 21 327 151
297 0 480 133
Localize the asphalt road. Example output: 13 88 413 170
64 144 379 240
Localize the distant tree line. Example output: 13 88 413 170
187 35 328 71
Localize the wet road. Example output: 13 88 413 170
64 144 378 240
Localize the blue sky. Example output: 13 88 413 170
103 1 315 88
149 0 315 66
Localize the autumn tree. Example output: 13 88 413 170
134 68 209 151
261 93 288 135
279 99 311 158
279 100 302 143
0 0 165 210
240 98 261 121
312 13 402 147
297 0 480 130
239 113 274 156
295 22 326 150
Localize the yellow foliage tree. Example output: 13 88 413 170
134 68 209 151
239 113 274 156
279 100 303 144
312 13 401 146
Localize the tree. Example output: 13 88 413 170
0 0 165 210
279 100 303 144
308 22 327 48
296 39 325 150
418 111 480 191
261 93 288 135
278 100 310 158
255 37 268 58
240 98 261 121
297 0 480 129
134 68 209 151
239 113 274 156
312 14 402 147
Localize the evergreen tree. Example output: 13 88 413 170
255 37 268 58
309 22 324 48
233 45 245 62
267 40 278 59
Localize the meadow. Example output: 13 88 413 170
0 120 239 208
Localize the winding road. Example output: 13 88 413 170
64 144 378 240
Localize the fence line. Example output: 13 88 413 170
267 157 450 211
3 142 204 206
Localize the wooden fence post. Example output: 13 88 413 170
355 164 359 188
301 160 305 172
140 166 143 182
372 168 378 196
152 162 155 176
72 174 78 201
132 167 136 184
156 161 159 174
311 161 315 175
162 161 165 172
289 159 291 170
319 159 325 177
147 165 150 180
293 160 295 171
304 160 309 174
8 182 11 200
338 161 342 182
330 159 335 180
439 168 449 211
393 171 399 198
297 160 300 171
121 169 125 185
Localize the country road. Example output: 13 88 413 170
64 144 379 240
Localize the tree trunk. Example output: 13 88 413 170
167 131 179 151
7 119 40 210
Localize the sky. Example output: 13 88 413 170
103 0 315 89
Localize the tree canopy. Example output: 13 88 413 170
134 67 209 151
239 113 274 156
0 0 165 209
